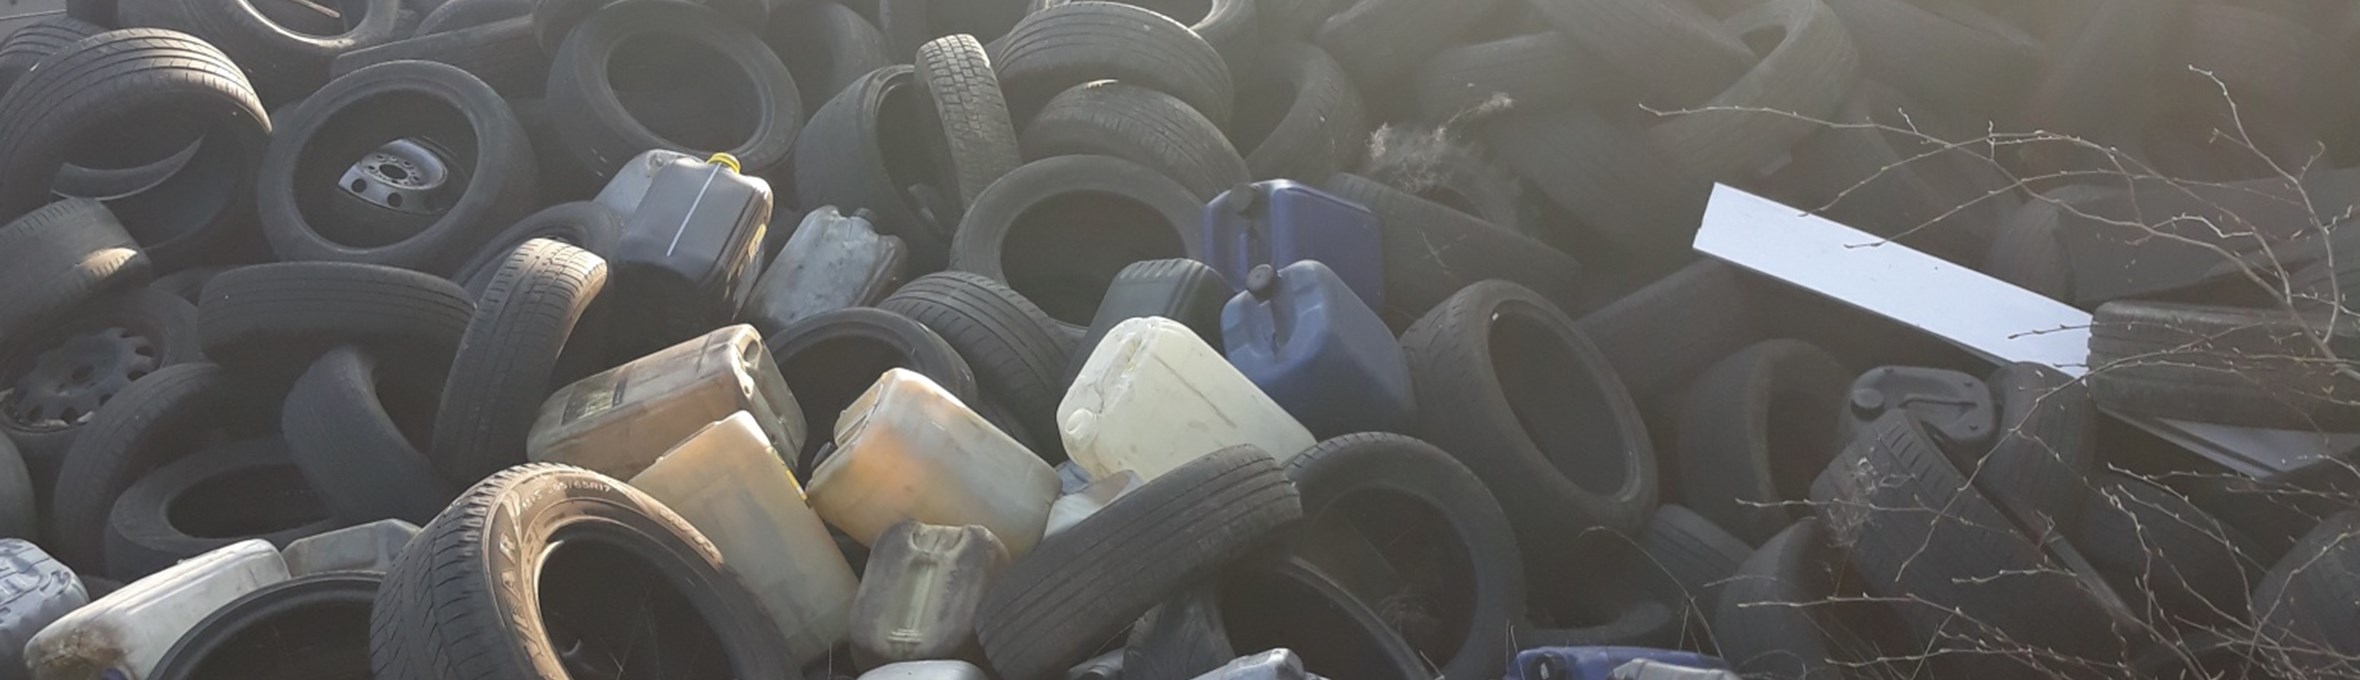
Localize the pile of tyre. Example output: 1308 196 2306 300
3 0 2360 678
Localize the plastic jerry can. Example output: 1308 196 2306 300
808 369 1060 557
1201 181 1383 309
0 540 86 679
607 151 773 354
529 325 806 480
1506 648 1726 680
1191 649 1321 680
1059 317 1317 482
1222 261 1415 438
1065 259 1231 383
630 411 858 664
858 660 988 680
26 540 288 680
278 519 419 576
744 206 910 337
1837 366 1994 453
848 521 1009 668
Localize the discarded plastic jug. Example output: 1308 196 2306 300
1611 660 1740 680
849 521 1008 668
1223 261 1415 437
1839 366 1994 451
0 540 85 679
278 519 418 576
529 325 805 480
1060 317 1317 482
1191 649 1321 680
26 540 288 680
1202 180 1383 308
857 660 988 680
744 206 910 337
1067 259 1231 383
630 411 857 664
1043 470 1141 538
606 150 772 354
1506 647 1727 680
593 148 698 218
809 369 1060 557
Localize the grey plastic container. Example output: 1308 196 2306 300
279 519 419 576
745 206 909 337
850 522 1009 668
529 325 806 480
858 660 989 680
1192 650 1323 680
0 540 84 680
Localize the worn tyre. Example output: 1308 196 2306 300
976 445 1301 680
1711 519 1913 680
1312 0 1504 87
430 239 606 484
793 66 946 266
1231 43 1365 182
1021 82 1249 201
0 198 148 355
329 17 546 97
1400 281 1658 568
1641 0 1859 180
546 0 800 178
283 346 454 526
47 363 266 570
0 30 268 269
452 201 624 298
2074 472 2261 630
0 17 106 94
950 155 1204 328
370 464 796 679
2251 509 2360 676
2087 300 2360 431
1675 339 1851 545
260 59 539 275
765 1 891 119
0 288 199 503
987 1 1232 127
1283 433 1522 680
1810 411 2128 668
1970 362 2097 533
913 34 1021 223
197 262 476 374
104 437 341 578
152 572 381 680
1322 173 1583 327
171 0 410 101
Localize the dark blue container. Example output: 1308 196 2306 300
1202 180 1384 309
1508 647 1726 680
1221 261 1413 437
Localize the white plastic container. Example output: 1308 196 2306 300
529 325 806 480
809 369 1059 557
859 660 989 680
629 411 858 664
1059 317 1316 481
279 519 419 576
1192 649 1317 680
26 539 288 680
849 522 1008 668
0 540 85 678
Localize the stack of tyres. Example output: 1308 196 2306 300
0 0 2356 677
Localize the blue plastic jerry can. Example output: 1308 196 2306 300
1508 647 1727 680
1222 261 1414 438
1202 181 1383 309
